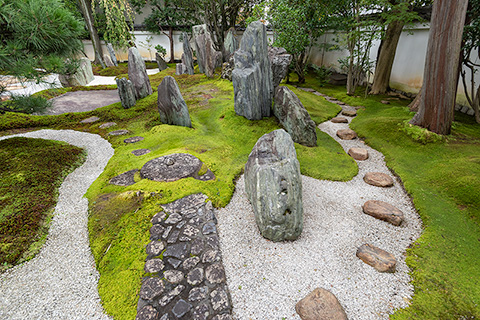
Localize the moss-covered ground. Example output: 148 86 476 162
301 75 480 319
0 137 85 270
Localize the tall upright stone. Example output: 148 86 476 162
244 129 303 242
128 47 153 100
193 25 208 74
155 52 168 71
232 21 273 120
58 57 94 87
268 47 292 88
193 24 222 78
103 54 115 68
157 76 192 128
116 77 136 109
224 27 238 57
106 43 118 66
273 86 317 147
182 32 195 75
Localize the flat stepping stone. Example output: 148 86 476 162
364 172 394 187
140 153 215 182
341 110 357 117
296 288 347 320
337 101 346 105
331 117 348 123
108 129 130 136
336 129 357 140
362 200 404 226
109 169 138 186
99 122 117 129
313 92 326 97
348 147 368 160
356 244 396 273
381 100 391 104
132 149 151 156
124 136 144 144
298 87 315 92
80 116 100 123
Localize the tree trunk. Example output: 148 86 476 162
77 0 105 68
346 40 355 95
168 27 174 63
371 19 405 95
409 0 469 135
408 90 422 112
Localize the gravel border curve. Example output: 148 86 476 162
0 129 114 320
216 106 424 319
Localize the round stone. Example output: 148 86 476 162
144 259 165 273
331 117 348 123
108 129 130 136
363 172 394 187
356 243 396 273
132 149 151 156
140 153 203 182
341 110 357 117
205 263 226 284
362 200 404 226
336 129 357 140
164 270 184 284
139 277 165 301
124 136 144 144
187 267 204 286
348 148 368 161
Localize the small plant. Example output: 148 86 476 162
309 64 331 87
139 36 155 61
400 120 446 144
2 94 52 114
155 45 167 59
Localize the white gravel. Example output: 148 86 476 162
0 130 114 320
216 106 423 319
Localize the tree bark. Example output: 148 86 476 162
168 27 174 63
408 90 422 112
77 0 105 68
409 0 469 135
370 19 405 95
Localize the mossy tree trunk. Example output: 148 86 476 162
409 0 469 135
78 0 105 68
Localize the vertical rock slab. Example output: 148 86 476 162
58 57 94 87
156 52 168 71
232 21 273 120
268 47 292 88
224 27 238 57
176 63 187 75
273 86 317 147
157 76 192 128
193 25 208 74
182 32 195 75
244 129 303 241
116 77 136 109
128 47 153 100
106 43 118 66
193 24 222 78
103 54 115 68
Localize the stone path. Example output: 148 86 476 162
136 194 233 320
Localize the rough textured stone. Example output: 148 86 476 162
224 27 238 57
193 24 222 77
80 116 100 123
192 303 210 320
244 129 303 241
331 117 348 123
202 250 220 263
189 286 208 302
116 77 136 109
221 55 234 81
363 172 394 187
356 244 397 273
210 287 230 311
295 288 348 320
150 224 166 240
159 285 185 307
99 122 116 129
124 136 144 144
348 147 369 161
163 243 188 260
132 149 151 156
182 32 195 75
362 200 404 226
176 63 187 75
104 54 115 68
146 240 165 256
168 258 182 269
139 277 165 301
108 129 130 136
183 256 200 270
128 47 153 100
187 267 204 286
156 52 168 71
136 305 159 320
212 315 233 320
336 129 357 140
205 263 226 284
59 57 94 87
342 109 357 117
109 169 138 186
268 47 292 88
106 43 118 66
232 21 273 120
157 76 192 128
273 86 317 147
172 299 192 318
144 259 165 273
164 270 184 284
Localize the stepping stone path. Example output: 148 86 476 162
336 129 357 140
136 194 233 320
356 244 397 273
132 149 151 156
331 116 348 123
108 129 130 136
99 122 117 129
80 116 100 123
140 153 215 182
348 147 369 160
342 109 357 117
109 169 138 186
364 172 394 188
124 136 144 144
381 100 391 104
296 288 348 320
363 200 404 226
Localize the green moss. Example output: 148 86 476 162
0 137 85 269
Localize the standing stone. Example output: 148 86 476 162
193 25 208 74
156 52 168 71
273 86 317 147
116 77 136 109
107 43 118 66
193 24 222 78
224 27 238 57
157 76 192 128
58 57 94 87
244 129 303 241
295 288 348 320
176 63 187 75
268 47 292 88
128 47 153 100
104 54 115 68
221 55 234 81
182 32 195 75
232 21 273 120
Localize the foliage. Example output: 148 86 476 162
92 0 134 49
2 95 52 114
154 45 167 59
309 64 332 86
0 137 85 270
400 120 446 144
138 36 155 61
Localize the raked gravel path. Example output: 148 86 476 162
216 104 423 319
0 130 114 320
